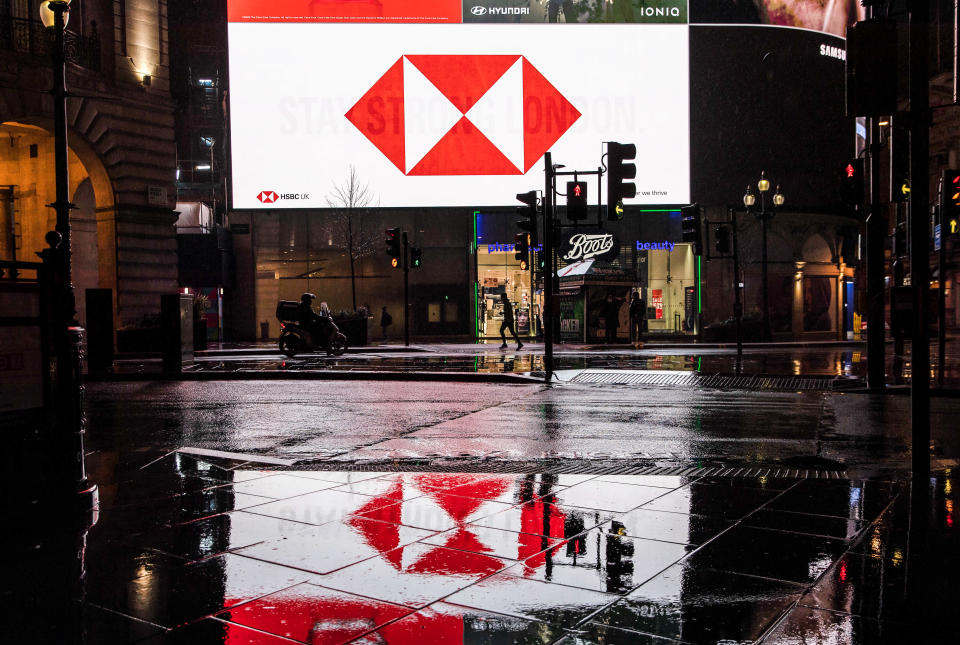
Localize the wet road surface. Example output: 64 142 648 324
10 453 958 643
84 379 960 475
110 341 960 390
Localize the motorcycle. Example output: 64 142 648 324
276 301 348 358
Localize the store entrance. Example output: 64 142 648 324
477 244 539 340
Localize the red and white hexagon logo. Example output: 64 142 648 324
257 190 278 203
346 55 581 175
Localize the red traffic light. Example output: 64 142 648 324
846 163 856 178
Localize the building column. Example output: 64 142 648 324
792 262 806 340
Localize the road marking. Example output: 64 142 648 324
177 446 296 466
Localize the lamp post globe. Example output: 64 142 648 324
39 0 70 28
758 171 770 193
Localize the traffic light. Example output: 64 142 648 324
940 169 960 237
410 247 422 269
567 181 588 221
385 227 401 268
516 190 539 246
607 142 636 220
890 118 910 202
845 21 897 117
681 203 702 255
841 159 864 215
514 232 529 270
714 225 731 255
534 249 545 277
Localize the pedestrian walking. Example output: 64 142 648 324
499 293 523 350
380 306 392 340
602 293 625 344
629 291 645 347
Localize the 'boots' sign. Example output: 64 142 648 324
559 230 620 263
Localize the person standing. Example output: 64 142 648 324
602 293 625 344
499 293 523 350
629 291 645 347
379 306 392 340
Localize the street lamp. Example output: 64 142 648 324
40 0 75 317
38 0 96 512
743 172 784 342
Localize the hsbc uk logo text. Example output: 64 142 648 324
256 191 309 203
345 54 580 176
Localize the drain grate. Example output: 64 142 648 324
570 370 837 391
273 460 847 479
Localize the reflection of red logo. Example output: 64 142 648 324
257 190 278 203
346 55 580 176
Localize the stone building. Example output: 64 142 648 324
0 0 177 331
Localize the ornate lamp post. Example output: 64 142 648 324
39 0 95 512
40 0 74 308
743 172 784 342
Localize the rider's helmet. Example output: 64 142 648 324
300 292 316 303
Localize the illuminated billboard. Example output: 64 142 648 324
228 1 852 210
227 1 690 208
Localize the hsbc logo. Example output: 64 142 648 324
256 191 309 203
345 55 580 176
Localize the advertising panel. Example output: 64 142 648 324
227 1 690 209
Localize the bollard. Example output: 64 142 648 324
161 294 194 373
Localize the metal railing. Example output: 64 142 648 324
0 15 100 72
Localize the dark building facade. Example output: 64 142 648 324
1 0 178 332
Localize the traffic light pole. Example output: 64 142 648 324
402 231 410 347
731 208 744 367
543 152 555 383
867 118 886 390
907 0 931 608
939 213 946 388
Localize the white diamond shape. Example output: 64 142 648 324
403 57 464 174
464 58 524 173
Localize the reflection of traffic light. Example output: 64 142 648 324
841 159 864 215
516 190 539 246
410 247 422 269
515 232 529 270
385 227 401 268
607 142 636 220
567 181 588 221
605 520 635 593
681 203 702 255
940 169 960 237
714 225 730 255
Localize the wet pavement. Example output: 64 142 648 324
8 453 958 643
82 379 960 475
105 341 960 389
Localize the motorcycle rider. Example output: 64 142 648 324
297 292 336 354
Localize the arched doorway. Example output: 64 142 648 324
0 120 116 328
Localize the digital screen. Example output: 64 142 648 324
227 1 690 208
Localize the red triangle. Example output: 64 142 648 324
407 528 505 576
406 55 519 114
409 117 521 176
522 57 581 172
345 57 405 172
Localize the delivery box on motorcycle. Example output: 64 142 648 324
276 300 300 323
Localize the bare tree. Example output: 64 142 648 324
323 165 379 311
